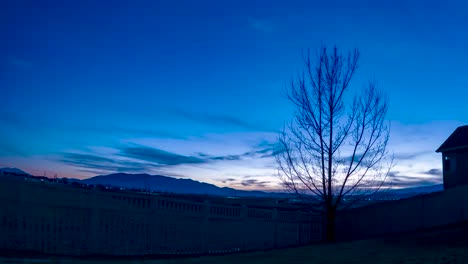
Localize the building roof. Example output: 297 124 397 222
436 125 468 153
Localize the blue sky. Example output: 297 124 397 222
1 0 467 190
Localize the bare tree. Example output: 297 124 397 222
276 46 392 242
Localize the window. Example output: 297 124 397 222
444 155 451 171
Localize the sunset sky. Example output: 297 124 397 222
2 0 468 190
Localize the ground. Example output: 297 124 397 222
1 223 468 264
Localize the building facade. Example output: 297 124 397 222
436 125 468 189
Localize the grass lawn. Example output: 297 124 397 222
2 224 468 264
146 227 468 264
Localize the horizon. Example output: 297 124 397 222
2 0 468 191
0 167 444 194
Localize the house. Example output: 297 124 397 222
436 125 468 189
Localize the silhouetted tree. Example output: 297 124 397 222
276 46 392 242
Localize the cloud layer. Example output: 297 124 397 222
58 140 281 179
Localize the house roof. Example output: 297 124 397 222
436 125 468 153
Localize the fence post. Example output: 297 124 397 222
272 208 278 248
240 204 248 250
202 200 210 254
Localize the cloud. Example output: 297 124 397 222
62 153 115 164
242 174 273 179
338 149 429 169
254 143 281 157
176 110 268 131
59 152 159 174
217 178 237 184
240 179 271 188
248 18 276 33
119 146 205 166
210 154 243 161
238 141 284 159
424 168 442 176
60 140 282 176
54 130 285 183
384 178 442 188
393 151 429 160
119 143 277 166
384 174 442 188
215 176 275 189
201 140 283 163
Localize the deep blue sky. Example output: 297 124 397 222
1 0 467 190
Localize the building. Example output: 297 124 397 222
335 128 468 240
436 125 468 189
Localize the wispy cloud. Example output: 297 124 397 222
236 141 284 159
423 168 442 176
240 179 271 188
384 177 442 188
51 120 452 190
119 146 205 166
386 172 442 188
218 177 273 189
393 151 429 161
59 143 265 173
210 154 243 161
217 178 237 184
57 138 283 181
118 142 278 166
60 152 158 174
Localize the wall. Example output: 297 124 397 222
443 150 468 189
0 176 321 256
335 184 468 241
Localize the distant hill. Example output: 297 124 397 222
81 173 443 200
81 173 291 198
393 184 443 194
370 184 444 201
0 167 444 199
0 167 30 176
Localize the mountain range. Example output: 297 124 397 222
0 167 30 175
0 167 443 199
80 173 291 198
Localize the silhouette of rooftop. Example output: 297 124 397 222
436 125 468 153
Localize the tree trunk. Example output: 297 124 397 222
325 208 336 242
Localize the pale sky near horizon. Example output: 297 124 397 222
2 0 468 190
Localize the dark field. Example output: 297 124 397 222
2 223 468 264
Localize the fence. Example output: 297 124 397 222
335 184 468 241
0 176 322 256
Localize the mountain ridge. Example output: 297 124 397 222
81 172 291 198
0 167 30 175
0 167 443 199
